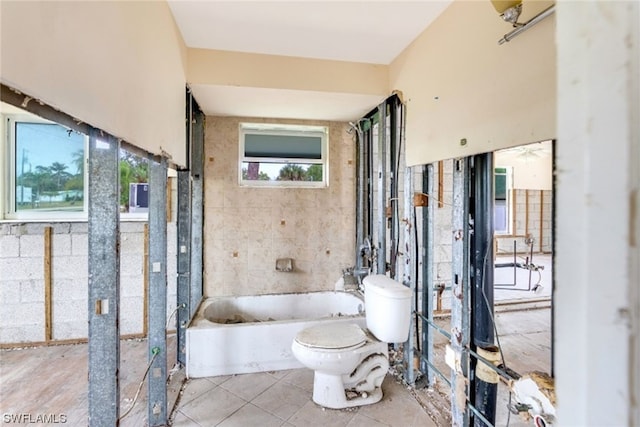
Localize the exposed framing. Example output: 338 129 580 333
87 130 121 425
147 158 168 426
450 158 470 426
44 226 52 342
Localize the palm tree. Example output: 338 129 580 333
277 164 307 181
72 149 84 175
49 162 69 189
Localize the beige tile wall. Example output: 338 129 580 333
203 116 356 297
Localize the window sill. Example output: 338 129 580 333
0 216 149 224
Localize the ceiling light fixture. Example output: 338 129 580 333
490 0 524 26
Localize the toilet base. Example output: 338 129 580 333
309 347 389 409
312 371 385 409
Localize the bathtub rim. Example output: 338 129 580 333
188 290 365 329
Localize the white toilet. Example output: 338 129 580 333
291 275 412 409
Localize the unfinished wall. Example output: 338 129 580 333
203 116 355 297
0 199 178 345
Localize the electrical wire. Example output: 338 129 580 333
414 191 456 208
166 303 186 329
118 305 183 421
119 351 158 421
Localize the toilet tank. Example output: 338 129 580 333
363 275 412 343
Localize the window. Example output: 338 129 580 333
239 123 328 187
4 114 88 220
2 105 149 220
494 167 512 234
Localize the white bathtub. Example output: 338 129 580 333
186 291 366 378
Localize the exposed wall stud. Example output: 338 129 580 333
421 164 435 385
143 224 149 337
44 226 52 342
539 190 544 252
511 188 517 235
189 109 205 317
147 158 168 426
88 130 120 426
176 169 191 365
403 165 416 385
525 189 530 237
376 102 387 274
451 157 470 426
438 161 444 208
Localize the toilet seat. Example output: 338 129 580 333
295 323 367 350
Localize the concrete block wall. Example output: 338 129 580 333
496 189 553 254
434 160 454 295
0 220 177 345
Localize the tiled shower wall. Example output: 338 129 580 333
203 116 355 297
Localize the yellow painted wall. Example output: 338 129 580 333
0 1 188 166
390 0 556 165
495 141 553 190
188 48 388 96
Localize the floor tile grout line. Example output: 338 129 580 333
217 376 278 403
213 400 252 426
174 408 204 427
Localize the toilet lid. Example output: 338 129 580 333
295 323 367 350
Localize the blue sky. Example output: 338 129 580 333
15 122 84 176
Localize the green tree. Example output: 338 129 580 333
306 164 323 182
119 151 148 208
72 149 84 175
242 167 270 181
277 164 307 181
49 162 70 189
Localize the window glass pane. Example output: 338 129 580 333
119 150 149 213
494 200 508 232
495 172 507 200
241 162 323 182
15 122 85 212
244 134 322 159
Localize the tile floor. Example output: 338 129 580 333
0 307 551 427
172 369 436 427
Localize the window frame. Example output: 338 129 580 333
494 166 513 235
2 110 150 222
238 122 329 188
3 114 89 221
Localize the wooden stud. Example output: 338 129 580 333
511 189 517 235
143 223 149 337
44 227 52 342
438 161 444 208
539 190 544 253
166 177 173 224
525 190 530 237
